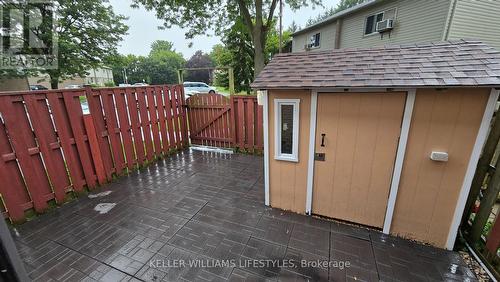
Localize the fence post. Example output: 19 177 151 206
471 156 500 242
486 215 500 258
179 85 190 147
83 114 106 185
230 96 237 147
228 67 235 95
177 70 184 84
463 113 500 226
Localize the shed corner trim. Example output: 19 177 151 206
262 90 270 206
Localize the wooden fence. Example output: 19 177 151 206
462 109 500 279
186 93 263 151
0 85 188 223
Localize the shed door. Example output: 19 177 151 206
312 92 406 227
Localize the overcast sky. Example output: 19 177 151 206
109 0 339 58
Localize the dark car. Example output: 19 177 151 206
29 85 49 90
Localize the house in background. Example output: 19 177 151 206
28 67 114 89
292 0 500 52
0 77 29 91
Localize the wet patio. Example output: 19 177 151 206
11 149 477 281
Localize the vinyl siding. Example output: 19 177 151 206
292 23 336 52
340 0 451 48
447 0 500 50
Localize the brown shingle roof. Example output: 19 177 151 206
251 40 500 89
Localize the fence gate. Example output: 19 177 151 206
186 93 263 151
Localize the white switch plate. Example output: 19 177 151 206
430 151 448 162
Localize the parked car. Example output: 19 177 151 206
183 82 216 97
133 82 149 86
64 84 82 89
29 85 48 90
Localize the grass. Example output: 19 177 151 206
213 86 249 96
214 86 229 95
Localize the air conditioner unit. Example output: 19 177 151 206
376 19 394 32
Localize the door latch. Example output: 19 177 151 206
321 134 326 147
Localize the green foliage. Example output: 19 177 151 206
210 45 232 89
288 21 300 33
0 0 128 88
306 0 367 27
105 40 185 85
150 41 175 55
132 0 322 77
184 51 215 84
146 42 186 84
47 0 128 88
212 18 254 93
265 23 293 61
104 81 116 87
211 18 293 93
483 220 494 237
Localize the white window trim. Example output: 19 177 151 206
274 99 300 162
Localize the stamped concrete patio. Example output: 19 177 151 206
11 149 477 281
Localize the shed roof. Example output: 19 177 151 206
251 40 500 90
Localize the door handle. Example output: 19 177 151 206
321 134 326 147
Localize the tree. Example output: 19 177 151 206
210 45 233 89
132 0 322 78
184 51 214 84
146 40 186 84
41 0 129 89
306 0 367 27
150 40 175 55
104 53 149 85
211 18 255 93
0 0 127 89
104 51 129 84
265 22 292 60
211 18 290 93
105 40 185 85
288 21 300 33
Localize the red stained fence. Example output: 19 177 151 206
0 85 188 222
186 94 263 151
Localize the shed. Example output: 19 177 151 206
252 39 500 249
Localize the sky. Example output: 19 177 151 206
109 0 339 58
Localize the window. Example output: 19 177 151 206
365 12 384 35
274 99 300 162
309 33 321 48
